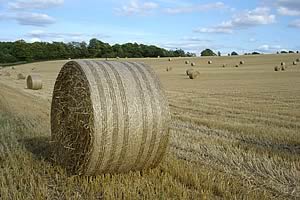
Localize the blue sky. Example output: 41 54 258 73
0 0 299 55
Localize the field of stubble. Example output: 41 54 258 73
0 54 300 199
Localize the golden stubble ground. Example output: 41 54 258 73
0 53 300 199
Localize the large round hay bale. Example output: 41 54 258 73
157 56 160 58
222 64 226 68
185 60 190 64
281 62 285 66
296 58 300 62
168 58 172 61
240 61 245 65
235 64 239 68
166 66 172 71
293 61 297 65
186 68 194 75
188 71 200 79
17 73 26 80
274 66 280 71
281 66 286 71
26 74 42 90
208 60 212 64
51 60 171 175
191 62 196 66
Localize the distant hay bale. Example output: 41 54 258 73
191 62 196 66
274 66 280 71
51 60 171 175
157 56 160 58
296 58 300 62
281 66 286 71
68 58 72 60
116 56 120 59
185 60 190 64
166 66 172 71
188 71 200 79
26 74 42 90
17 73 26 80
208 60 212 64
235 64 239 68
168 58 172 61
186 68 194 75
281 62 285 66
293 61 297 65
240 61 245 65
11 67 15 70
222 64 226 68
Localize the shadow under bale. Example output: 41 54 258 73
20 136 53 162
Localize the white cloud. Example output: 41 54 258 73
195 7 276 34
0 12 55 26
115 0 159 16
9 0 64 10
257 44 282 53
15 12 55 26
165 2 227 14
26 30 110 42
277 0 300 16
289 19 300 28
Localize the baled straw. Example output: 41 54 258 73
208 61 212 64
293 61 297 65
235 64 239 68
222 64 226 68
26 74 42 90
191 62 195 66
281 62 286 66
240 61 245 65
296 58 300 62
186 68 194 75
166 66 172 71
189 71 200 79
274 66 279 71
168 58 172 61
17 73 26 80
185 60 190 64
51 60 171 175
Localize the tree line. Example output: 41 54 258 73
0 38 196 64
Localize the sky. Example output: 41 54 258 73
0 0 300 55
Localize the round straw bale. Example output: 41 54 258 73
222 64 226 68
191 62 196 66
293 61 297 65
157 56 160 58
208 60 212 64
240 61 245 65
116 56 120 59
188 71 200 79
235 64 239 68
17 73 26 80
274 66 280 71
26 74 42 90
185 60 190 64
281 62 285 66
296 58 300 62
168 58 172 61
51 60 171 175
68 58 72 60
166 66 172 71
186 68 194 75
281 66 286 71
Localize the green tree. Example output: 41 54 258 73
201 49 216 56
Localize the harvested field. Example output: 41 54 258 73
0 53 300 199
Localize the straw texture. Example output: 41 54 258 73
186 69 194 75
26 74 42 90
51 60 171 175
189 71 200 79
